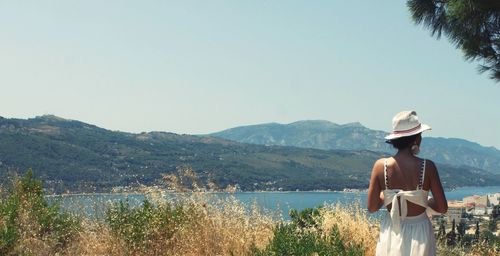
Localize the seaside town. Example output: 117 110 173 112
432 192 500 245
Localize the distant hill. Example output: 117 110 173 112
0 116 498 193
211 120 500 174
211 120 388 151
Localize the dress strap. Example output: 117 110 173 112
383 159 388 189
417 159 426 190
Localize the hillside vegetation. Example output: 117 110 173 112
0 116 499 193
212 120 500 174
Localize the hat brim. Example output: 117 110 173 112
384 124 431 140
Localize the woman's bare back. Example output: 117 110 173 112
381 156 430 216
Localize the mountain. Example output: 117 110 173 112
211 120 500 174
0 116 498 193
211 120 388 151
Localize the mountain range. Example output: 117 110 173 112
211 120 500 174
0 116 498 193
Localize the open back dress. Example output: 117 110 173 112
375 159 436 256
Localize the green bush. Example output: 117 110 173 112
105 199 189 251
480 230 500 249
488 217 497 232
252 207 364 256
0 170 79 255
0 192 18 254
289 207 322 229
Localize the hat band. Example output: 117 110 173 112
393 124 421 134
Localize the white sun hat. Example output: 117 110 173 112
384 111 431 140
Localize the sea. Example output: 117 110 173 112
49 186 500 220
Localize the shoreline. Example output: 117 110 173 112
45 185 500 197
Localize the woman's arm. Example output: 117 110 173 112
426 160 448 214
367 159 384 213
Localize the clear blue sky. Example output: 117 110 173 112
1 1 499 148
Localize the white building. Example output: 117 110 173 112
463 193 499 216
487 193 500 206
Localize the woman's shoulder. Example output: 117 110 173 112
374 157 390 166
372 157 390 172
421 158 438 178
421 158 437 168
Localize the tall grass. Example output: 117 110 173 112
63 192 275 256
319 203 378 255
436 236 500 256
1 170 498 255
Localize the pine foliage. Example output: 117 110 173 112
408 0 500 81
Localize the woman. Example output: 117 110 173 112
367 111 448 256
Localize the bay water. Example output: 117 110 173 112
50 186 500 220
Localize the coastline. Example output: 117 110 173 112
44 185 500 197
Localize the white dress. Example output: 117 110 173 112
375 159 436 256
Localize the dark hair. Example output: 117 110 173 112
386 134 419 150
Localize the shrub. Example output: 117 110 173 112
252 207 364 256
105 199 189 253
0 170 79 255
289 207 322 229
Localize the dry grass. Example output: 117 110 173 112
65 191 275 256
65 220 122 255
3 170 497 255
14 202 58 256
467 242 499 256
169 195 275 255
62 187 378 256
73 197 498 256
318 202 378 256
436 241 499 256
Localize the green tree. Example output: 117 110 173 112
407 0 500 81
437 218 447 242
474 221 480 243
493 205 500 219
488 217 497 232
446 219 457 246
457 221 467 243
